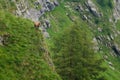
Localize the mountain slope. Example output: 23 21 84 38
0 0 120 80
45 1 120 80
0 11 61 80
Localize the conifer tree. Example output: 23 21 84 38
53 25 106 80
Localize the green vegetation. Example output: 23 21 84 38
0 11 61 80
53 25 106 80
0 0 120 80
93 0 114 19
0 0 16 12
96 0 114 8
46 1 120 80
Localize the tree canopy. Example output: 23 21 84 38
53 24 106 80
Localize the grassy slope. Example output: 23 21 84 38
45 1 120 80
93 0 120 79
44 2 74 53
0 11 61 80
0 0 120 80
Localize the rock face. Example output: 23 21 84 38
113 0 120 22
86 0 101 17
24 8 41 21
46 1 55 11
75 4 84 12
112 44 120 56
15 0 59 22
39 19 51 38
53 0 59 6
14 0 59 38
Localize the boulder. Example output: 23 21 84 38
103 55 108 60
45 19 50 28
109 66 115 70
40 8 45 15
46 2 55 11
108 34 114 40
111 44 120 56
43 32 50 38
82 15 88 20
24 8 41 21
34 1 40 5
92 38 99 51
98 27 102 32
43 23 48 29
108 62 113 66
53 0 59 6
44 0 55 11
75 4 83 12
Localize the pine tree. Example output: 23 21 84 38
53 25 106 80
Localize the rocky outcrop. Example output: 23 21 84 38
14 0 59 38
24 8 42 21
73 0 120 56
75 4 84 12
95 32 120 56
15 0 59 22
38 19 51 38
85 0 101 17
113 0 120 22
112 44 120 56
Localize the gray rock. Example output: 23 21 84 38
43 32 50 38
111 44 120 56
109 34 114 40
108 61 113 66
109 65 115 70
86 0 101 17
46 0 51 3
103 55 108 60
107 35 111 41
92 38 99 51
46 2 55 11
75 4 83 12
15 0 58 21
34 1 40 6
43 23 48 29
98 27 102 32
37 0 46 6
24 8 41 21
113 0 120 22
82 15 88 20
45 19 50 28
40 8 45 15
53 0 59 6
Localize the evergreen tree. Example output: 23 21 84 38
53 25 106 80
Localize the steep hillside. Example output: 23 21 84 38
0 0 120 80
45 0 120 80
0 11 61 80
